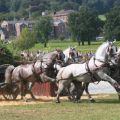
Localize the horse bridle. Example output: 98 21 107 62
69 49 79 62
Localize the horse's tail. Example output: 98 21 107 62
4 65 15 84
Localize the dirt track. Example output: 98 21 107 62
0 94 110 106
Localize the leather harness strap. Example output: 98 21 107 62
85 61 97 83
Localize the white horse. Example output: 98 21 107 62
63 47 79 64
56 41 120 103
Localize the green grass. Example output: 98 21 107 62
0 94 120 120
6 40 120 57
27 40 120 53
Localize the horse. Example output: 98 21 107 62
75 48 120 102
35 50 45 60
20 51 35 61
4 49 65 101
55 41 120 103
63 47 79 65
4 60 49 101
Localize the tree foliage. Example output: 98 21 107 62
15 28 37 50
0 41 14 65
34 16 53 47
68 6 103 45
0 0 119 20
104 6 120 41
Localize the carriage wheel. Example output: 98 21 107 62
2 84 19 100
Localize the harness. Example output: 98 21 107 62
32 61 44 82
85 61 100 83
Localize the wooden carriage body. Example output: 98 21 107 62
32 82 57 97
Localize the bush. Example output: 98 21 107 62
0 41 14 65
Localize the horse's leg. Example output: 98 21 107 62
68 82 76 102
56 81 66 103
27 82 36 100
69 81 83 103
20 82 25 100
83 83 95 103
75 81 84 102
108 81 120 101
97 71 120 93
20 81 28 102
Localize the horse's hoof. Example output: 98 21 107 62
73 100 80 103
76 100 80 103
20 99 28 102
90 99 96 103
56 100 60 103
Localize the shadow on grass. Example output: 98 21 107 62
95 99 120 104
81 99 120 104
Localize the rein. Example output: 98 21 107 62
85 60 100 83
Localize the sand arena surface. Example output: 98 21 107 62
0 94 110 106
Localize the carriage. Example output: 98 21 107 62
0 64 19 100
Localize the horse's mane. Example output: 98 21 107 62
63 47 72 54
95 42 111 61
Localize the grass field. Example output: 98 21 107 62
0 94 120 120
7 40 120 56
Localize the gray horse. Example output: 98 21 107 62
4 61 48 101
55 41 120 103
4 49 65 101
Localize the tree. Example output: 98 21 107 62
0 0 9 12
87 0 104 14
68 12 80 42
0 41 14 65
34 16 53 47
61 2 79 10
10 0 21 12
15 28 37 50
68 6 102 45
104 6 120 40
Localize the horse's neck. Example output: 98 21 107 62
64 48 71 57
88 57 104 71
95 43 108 62
73 50 78 57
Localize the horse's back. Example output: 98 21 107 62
57 63 87 80
12 64 33 80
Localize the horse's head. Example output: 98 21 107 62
56 49 65 62
106 41 118 64
69 47 79 63
20 51 28 60
95 41 117 65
